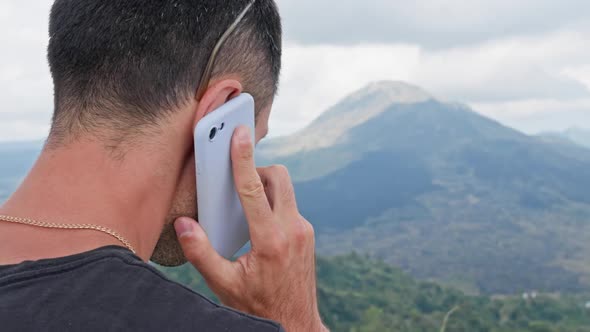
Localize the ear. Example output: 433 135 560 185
192 79 243 128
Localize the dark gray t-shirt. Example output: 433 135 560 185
0 246 284 332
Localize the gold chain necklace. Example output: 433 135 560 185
0 214 136 254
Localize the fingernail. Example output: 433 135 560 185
174 218 194 238
236 126 251 144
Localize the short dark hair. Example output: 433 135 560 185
47 0 282 146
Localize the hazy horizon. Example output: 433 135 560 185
0 80 589 144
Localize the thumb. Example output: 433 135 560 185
175 217 237 288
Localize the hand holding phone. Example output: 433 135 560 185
175 126 328 332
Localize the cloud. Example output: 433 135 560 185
269 30 590 136
0 0 53 141
563 65 590 90
413 30 590 102
270 44 421 135
276 0 590 48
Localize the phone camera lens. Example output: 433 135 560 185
209 127 217 141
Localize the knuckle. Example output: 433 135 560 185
275 164 290 175
262 234 289 259
236 256 252 276
269 164 290 179
257 166 269 174
292 217 306 237
238 178 265 198
178 231 196 247
294 224 307 244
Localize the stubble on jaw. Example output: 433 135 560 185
150 213 194 267
151 169 198 267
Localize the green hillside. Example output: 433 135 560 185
161 254 590 332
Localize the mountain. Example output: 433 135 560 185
539 128 590 150
162 254 590 332
258 81 590 295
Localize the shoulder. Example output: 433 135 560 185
0 248 284 331
97 253 284 332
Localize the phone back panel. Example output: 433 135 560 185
194 94 255 258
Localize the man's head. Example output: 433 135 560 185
46 0 282 266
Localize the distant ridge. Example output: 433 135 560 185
258 81 590 294
538 127 590 149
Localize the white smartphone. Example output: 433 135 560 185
194 93 255 259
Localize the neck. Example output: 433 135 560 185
0 138 185 264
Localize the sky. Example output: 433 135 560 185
0 0 589 141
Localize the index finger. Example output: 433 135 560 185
231 126 274 240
